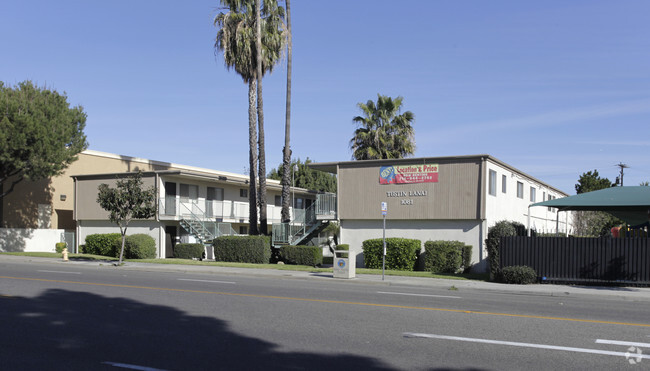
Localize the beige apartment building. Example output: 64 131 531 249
0 150 320 255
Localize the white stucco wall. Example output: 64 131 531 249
484 160 572 233
77 220 163 257
340 219 486 271
0 228 66 253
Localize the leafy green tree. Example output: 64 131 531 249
640 181 649 186
97 172 157 265
281 0 293 224
268 158 336 193
214 0 285 235
0 81 87 199
575 170 612 194
573 170 619 236
350 94 415 160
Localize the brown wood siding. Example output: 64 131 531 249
338 159 481 220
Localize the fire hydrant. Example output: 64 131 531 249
62 247 69 262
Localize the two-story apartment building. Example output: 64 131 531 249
0 150 318 255
310 155 572 272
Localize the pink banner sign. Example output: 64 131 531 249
379 164 439 184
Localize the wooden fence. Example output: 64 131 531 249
499 236 650 285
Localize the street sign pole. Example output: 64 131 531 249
381 202 387 281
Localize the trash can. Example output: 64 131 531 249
333 249 355 279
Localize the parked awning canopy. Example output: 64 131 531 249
531 186 650 226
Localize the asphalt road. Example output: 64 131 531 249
1 258 649 370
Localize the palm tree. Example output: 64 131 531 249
215 0 284 234
350 94 415 160
280 0 292 224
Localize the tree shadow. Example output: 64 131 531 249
0 288 394 370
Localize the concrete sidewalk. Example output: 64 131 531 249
3 254 650 302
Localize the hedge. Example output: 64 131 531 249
114 234 157 259
335 244 349 258
501 265 537 284
424 241 462 273
213 235 271 264
55 242 67 253
173 243 205 259
485 221 517 280
280 245 323 266
362 238 421 271
84 233 122 256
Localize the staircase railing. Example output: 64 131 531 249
272 193 336 246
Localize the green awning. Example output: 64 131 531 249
531 186 650 226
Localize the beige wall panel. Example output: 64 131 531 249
338 160 481 220
75 175 156 220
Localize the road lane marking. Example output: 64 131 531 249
596 339 650 348
404 333 650 360
102 361 168 370
37 270 81 275
178 278 236 284
378 291 461 299
2 275 649 328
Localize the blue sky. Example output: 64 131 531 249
2 0 649 194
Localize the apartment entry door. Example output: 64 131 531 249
180 184 199 216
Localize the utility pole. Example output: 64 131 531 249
616 162 629 186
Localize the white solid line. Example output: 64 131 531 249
102 361 168 371
596 339 650 348
178 278 236 284
403 333 650 360
378 291 461 299
37 270 81 275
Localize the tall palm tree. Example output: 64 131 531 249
280 0 292 224
350 94 415 160
215 0 284 234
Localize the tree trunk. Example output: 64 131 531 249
281 0 292 224
248 80 259 235
118 225 127 265
255 0 268 235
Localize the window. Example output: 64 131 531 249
516 182 524 199
502 175 507 193
489 170 497 196
240 188 248 198
530 187 536 202
274 195 282 207
180 184 198 203
543 191 546 201
548 195 555 212
239 226 248 234
207 187 224 201
294 197 304 209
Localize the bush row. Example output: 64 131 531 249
213 235 271 264
362 238 421 271
83 233 156 259
423 241 472 274
486 220 534 280
279 245 323 266
173 243 204 259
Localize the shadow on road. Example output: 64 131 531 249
0 288 394 370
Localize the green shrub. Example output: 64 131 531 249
213 235 271 264
280 245 323 266
335 243 349 258
85 233 121 256
424 241 463 273
362 238 421 271
173 243 204 259
55 242 67 253
114 234 156 259
501 265 537 284
485 221 517 280
460 244 473 273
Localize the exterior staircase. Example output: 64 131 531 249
178 202 237 259
272 193 337 247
